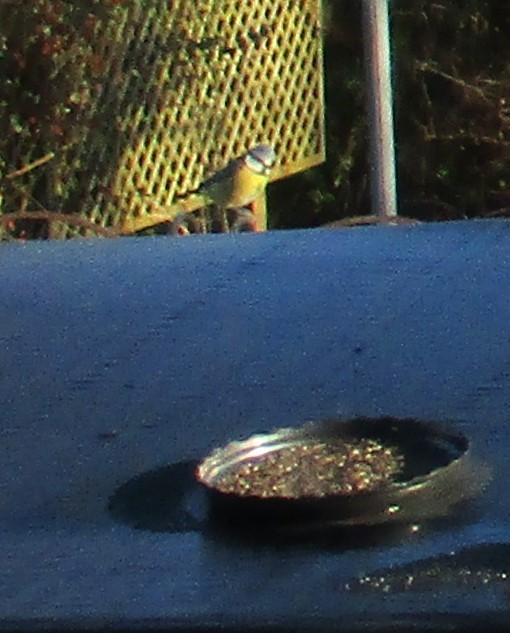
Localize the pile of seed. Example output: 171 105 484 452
213 438 404 498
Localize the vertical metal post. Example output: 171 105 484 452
362 0 397 218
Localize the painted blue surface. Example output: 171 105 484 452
1 220 510 630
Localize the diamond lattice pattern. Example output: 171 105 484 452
63 0 325 236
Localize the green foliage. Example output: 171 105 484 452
393 0 510 219
0 0 122 234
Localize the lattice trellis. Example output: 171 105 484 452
6 0 325 237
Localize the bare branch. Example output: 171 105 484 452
5 153 55 180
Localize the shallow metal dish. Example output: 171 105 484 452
196 417 487 530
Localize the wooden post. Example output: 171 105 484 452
252 193 268 231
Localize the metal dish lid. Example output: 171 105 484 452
196 417 487 530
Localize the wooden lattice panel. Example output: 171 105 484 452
67 0 325 235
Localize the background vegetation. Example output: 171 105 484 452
1 0 510 237
270 0 510 228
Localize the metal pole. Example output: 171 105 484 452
362 0 397 218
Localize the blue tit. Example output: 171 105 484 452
121 145 275 234
172 144 276 215
195 144 276 209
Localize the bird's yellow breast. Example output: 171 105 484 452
205 164 270 208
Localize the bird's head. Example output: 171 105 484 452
244 144 276 176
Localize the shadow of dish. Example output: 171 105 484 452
108 460 206 533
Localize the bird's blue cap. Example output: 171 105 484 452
247 144 276 168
